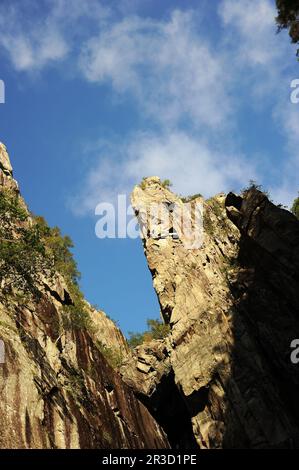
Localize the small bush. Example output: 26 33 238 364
0 190 28 222
95 340 123 369
203 209 214 236
181 193 202 203
291 193 299 219
0 189 89 337
161 179 172 189
33 216 80 284
0 191 50 296
241 180 271 199
127 332 144 349
62 284 94 332
127 317 170 348
139 178 172 191
139 177 148 190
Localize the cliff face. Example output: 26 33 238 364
129 177 299 449
1 143 299 450
0 144 169 449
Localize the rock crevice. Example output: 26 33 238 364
1 148 299 449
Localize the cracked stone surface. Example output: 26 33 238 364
0 146 169 449
129 177 299 449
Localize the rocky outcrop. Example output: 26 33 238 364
120 338 199 449
120 339 171 397
2 142 299 450
130 177 299 449
0 143 19 193
88 304 130 362
0 146 169 449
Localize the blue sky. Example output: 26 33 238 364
0 0 298 335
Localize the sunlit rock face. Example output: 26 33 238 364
2 142 299 450
0 145 169 449
0 143 18 192
129 177 299 449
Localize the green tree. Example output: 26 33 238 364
128 317 170 348
0 191 87 334
127 332 144 348
95 341 123 369
139 177 173 191
33 216 80 284
291 192 299 219
32 217 91 332
242 180 271 199
0 191 49 297
181 193 203 203
161 179 172 189
146 318 170 339
276 0 299 56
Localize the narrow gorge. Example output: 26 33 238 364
1 143 299 449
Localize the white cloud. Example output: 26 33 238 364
0 0 109 72
71 131 256 215
0 0 297 209
270 101 299 205
219 0 299 207
79 10 233 129
50 0 108 22
219 0 296 104
73 0 297 213
0 28 68 72
220 0 279 67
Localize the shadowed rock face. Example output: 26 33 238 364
2 143 299 449
0 146 169 449
120 339 198 449
129 177 299 449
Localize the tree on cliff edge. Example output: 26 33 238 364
291 192 299 219
276 0 299 56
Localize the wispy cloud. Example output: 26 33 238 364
73 0 297 212
0 21 68 72
0 0 109 72
79 10 234 129
219 0 299 205
0 0 297 209
70 131 256 215
220 0 281 67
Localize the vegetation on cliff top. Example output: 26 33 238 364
139 177 173 190
95 340 124 369
0 189 93 331
180 193 203 203
33 215 80 283
292 193 299 219
0 188 127 369
128 318 170 348
276 0 299 57
0 189 49 297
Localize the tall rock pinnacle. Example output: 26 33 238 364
128 177 299 448
0 143 18 192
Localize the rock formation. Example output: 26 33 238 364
1 143 299 449
0 144 168 449
128 176 299 449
